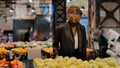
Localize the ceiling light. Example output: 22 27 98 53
31 8 35 12
29 0 32 2
9 8 14 12
67 0 75 2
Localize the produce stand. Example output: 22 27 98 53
0 41 53 68
33 56 120 68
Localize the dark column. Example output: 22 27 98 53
52 0 66 34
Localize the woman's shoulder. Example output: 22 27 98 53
78 23 86 29
56 23 68 29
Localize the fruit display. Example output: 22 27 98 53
12 48 28 54
0 41 52 49
33 56 120 68
12 48 28 59
15 42 30 47
45 42 52 47
0 42 15 48
0 48 11 59
0 41 53 60
15 41 52 47
42 47 53 55
0 58 24 68
0 58 9 67
11 59 24 68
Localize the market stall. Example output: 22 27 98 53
33 56 120 68
0 41 53 68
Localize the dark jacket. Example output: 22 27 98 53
53 22 86 60
24 31 30 42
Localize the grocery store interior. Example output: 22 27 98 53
0 0 120 68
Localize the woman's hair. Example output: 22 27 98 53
67 5 83 16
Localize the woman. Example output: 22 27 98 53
53 5 86 60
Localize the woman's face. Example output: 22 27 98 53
68 13 81 23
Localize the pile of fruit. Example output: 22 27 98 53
15 42 29 47
33 56 120 68
0 42 15 48
0 58 9 67
11 59 24 68
0 58 24 68
12 48 28 54
0 48 11 59
42 47 53 55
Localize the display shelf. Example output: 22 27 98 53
33 56 120 68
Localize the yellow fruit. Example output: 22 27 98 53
43 47 53 55
33 56 120 68
88 64 98 68
64 56 69 61
80 61 89 68
103 57 118 67
95 57 103 62
69 65 77 68
102 65 110 68
95 62 103 68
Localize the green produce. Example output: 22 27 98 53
33 57 120 68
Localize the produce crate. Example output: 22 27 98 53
27 48 41 60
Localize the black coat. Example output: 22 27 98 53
53 22 86 60
24 31 30 42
